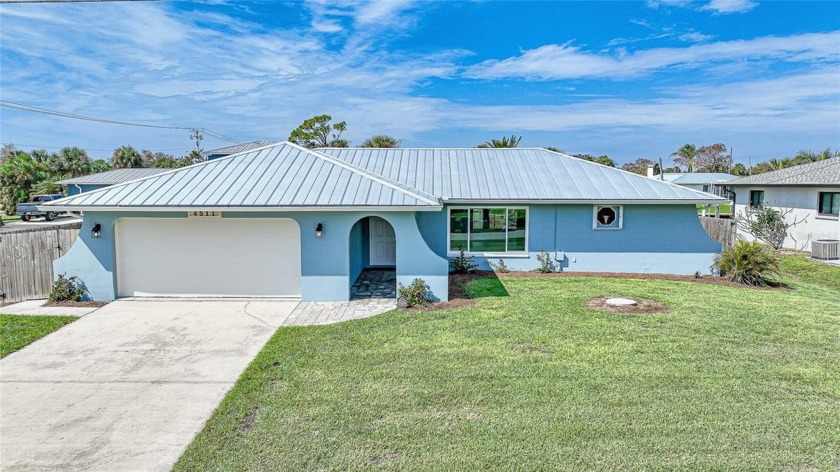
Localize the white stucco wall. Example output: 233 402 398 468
732 185 840 251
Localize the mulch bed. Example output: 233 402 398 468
44 300 108 308
587 297 671 314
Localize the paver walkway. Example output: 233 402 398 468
350 268 397 299
285 298 397 326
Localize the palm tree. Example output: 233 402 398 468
768 157 795 170
56 147 91 177
111 145 144 168
360 135 401 148
481 135 522 148
670 144 698 173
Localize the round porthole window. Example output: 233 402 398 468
596 206 617 226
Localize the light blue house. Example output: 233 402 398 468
57 168 170 195
42 142 726 302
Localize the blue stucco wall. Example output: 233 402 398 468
416 204 721 275
54 210 449 302
66 184 108 196
348 218 369 284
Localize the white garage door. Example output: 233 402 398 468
116 218 301 298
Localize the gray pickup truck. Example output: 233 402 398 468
15 194 67 221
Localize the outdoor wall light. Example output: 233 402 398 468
315 223 324 238
91 223 102 239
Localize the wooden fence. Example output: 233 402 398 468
0 222 81 304
699 216 736 250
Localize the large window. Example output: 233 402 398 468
818 192 839 217
749 190 764 207
448 207 527 253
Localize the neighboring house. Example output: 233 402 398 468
41 142 725 302
726 157 840 251
203 140 277 160
57 168 170 195
653 172 738 198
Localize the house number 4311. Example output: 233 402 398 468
189 210 220 218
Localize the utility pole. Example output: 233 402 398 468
748 155 752 176
189 129 205 165
190 129 204 153
659 157 664 180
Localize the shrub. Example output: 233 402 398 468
49 274 88 302
488 259 509 273
450 247 478 274
535 249 556 273
713 241 781 286
398 278 430 308
736 204 807 250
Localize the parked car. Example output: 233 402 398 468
15 194 67 221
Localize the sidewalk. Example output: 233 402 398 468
0 299 101 317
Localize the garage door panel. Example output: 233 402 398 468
116 218 300 297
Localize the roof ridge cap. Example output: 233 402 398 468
293 143 441 205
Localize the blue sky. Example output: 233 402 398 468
0 0 838 165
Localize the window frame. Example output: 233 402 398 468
446 206 529 256
592 205 624 230
817 191 840 217
749 190 765 208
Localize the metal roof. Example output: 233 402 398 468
43 142 441 211
319 147 727 203
660 173 738 185
203 140 277 157
56 168 170 185
726 157 840 186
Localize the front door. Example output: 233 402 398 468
369 216 396 266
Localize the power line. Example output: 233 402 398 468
0 100 241 144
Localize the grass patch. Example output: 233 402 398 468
176 274 840 471
1 213 21 224
697 203 732 214
0 314 76 357
778 253 840 292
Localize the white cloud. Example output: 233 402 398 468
464 31 840 80
0 1 836 163
678 31 714 42
701 0 758 14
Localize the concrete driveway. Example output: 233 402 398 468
0 299 298 472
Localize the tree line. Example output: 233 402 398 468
0 144 203 214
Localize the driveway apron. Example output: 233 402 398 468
0 299 298 472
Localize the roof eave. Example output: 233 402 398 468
36 204 443 212
442 198 728 205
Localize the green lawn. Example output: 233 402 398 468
0 314 76 358
176 262 840 471
696 203 732 214
1 213 21 224
778 253 840 292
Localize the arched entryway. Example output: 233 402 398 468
348 216 396 299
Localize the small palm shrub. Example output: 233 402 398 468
713 241 781 286
450 248 478 274
50 274 88 302
536 249 556 273
398 278 430 308
488 259 509 273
